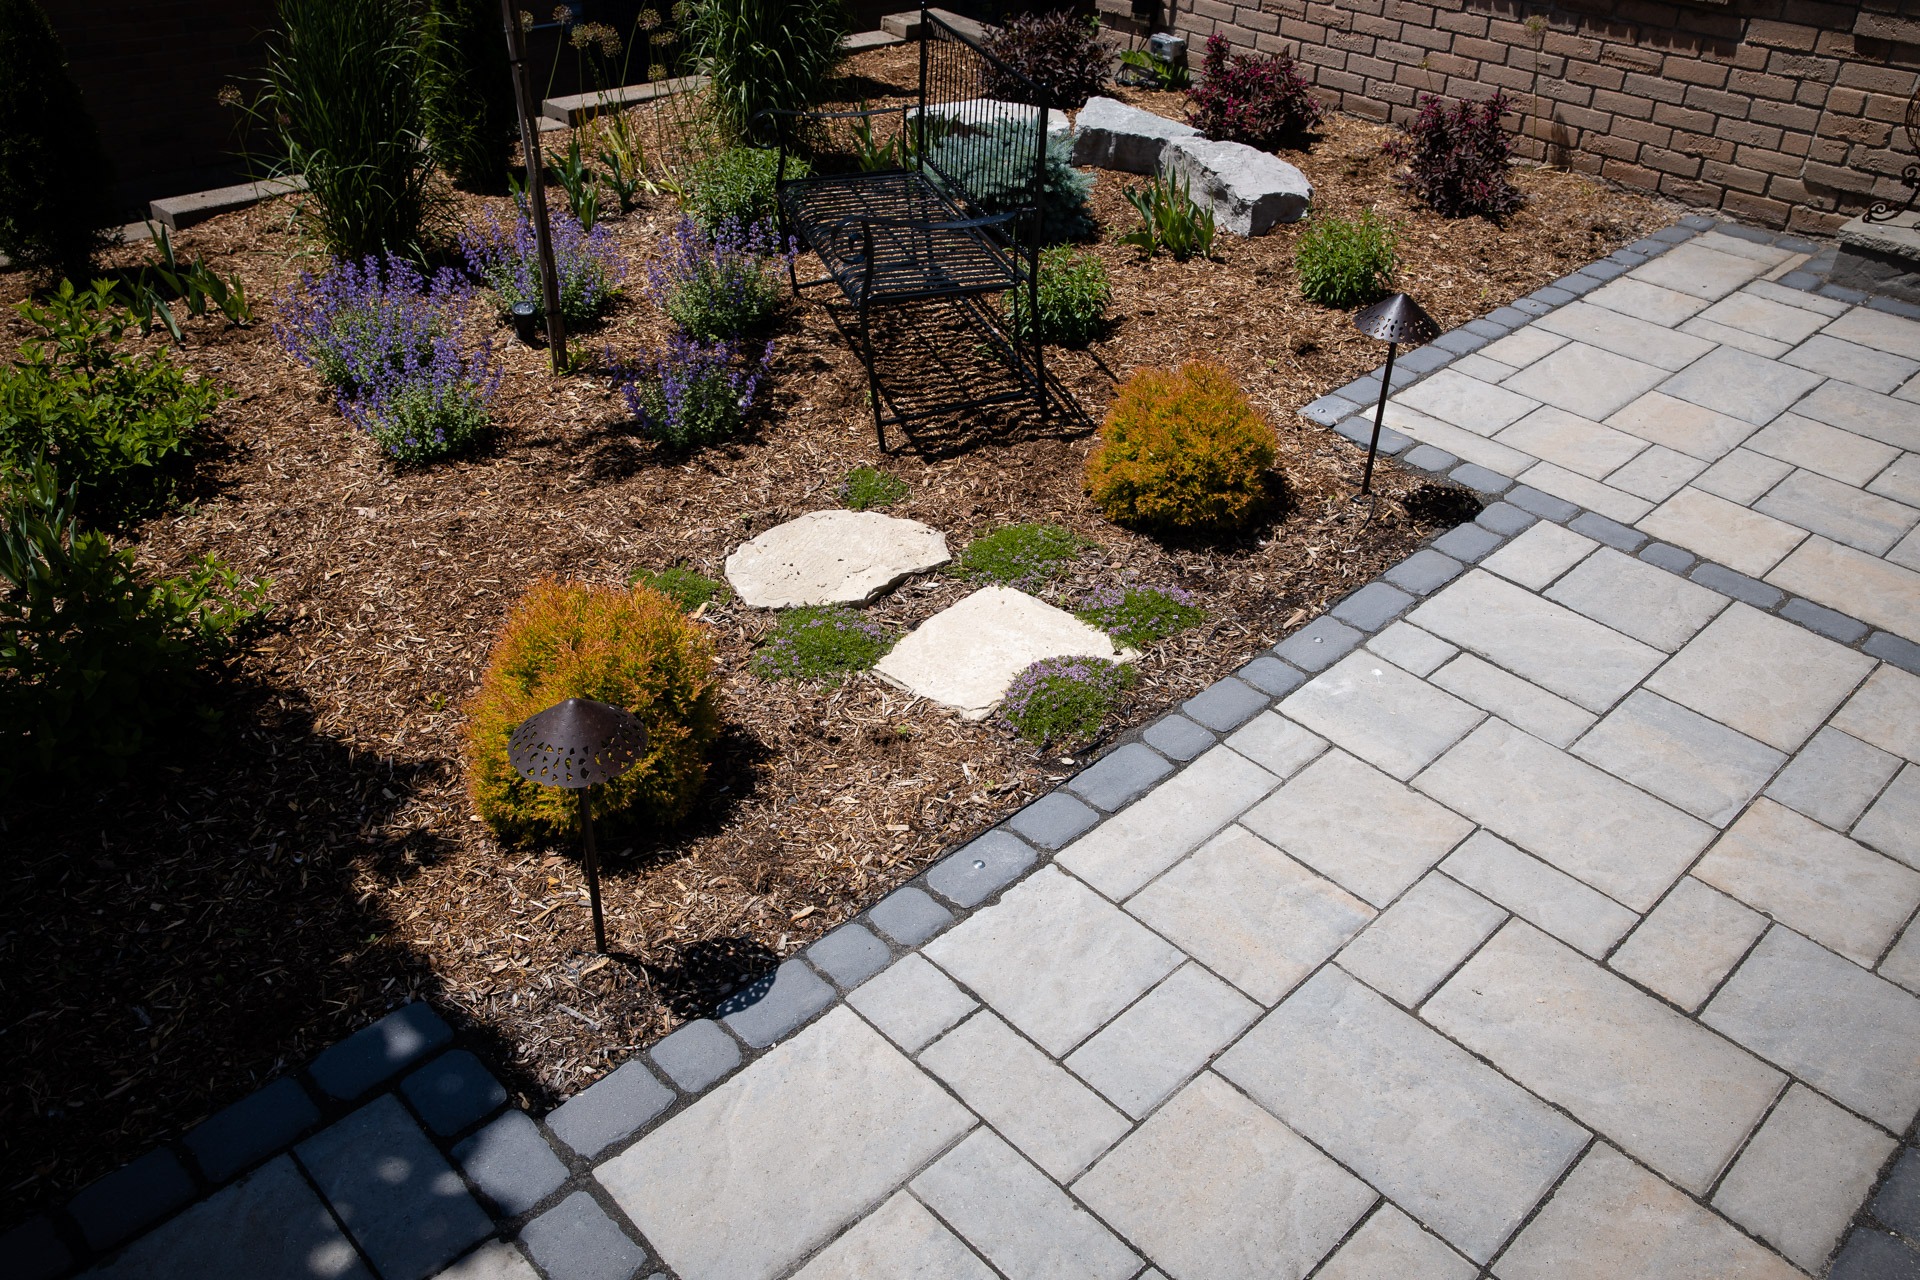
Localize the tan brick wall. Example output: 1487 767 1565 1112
1164 0 1920 234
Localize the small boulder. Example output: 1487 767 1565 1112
1161 137 1312 235
724 510 950 609
1070 95 1199 173
875 586 1130 719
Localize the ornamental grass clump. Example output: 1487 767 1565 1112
465 577 721 843
752 605 895 681
1185 34 1324 150
459 203 625 326
1000 656 1129 747
276 255 502 464
1385 91 1524 219
685 0 847 141
1294 210 1399 308
1076 582 1204 650
619 333 773 450
644 216 796 342
1085 361 1278 534
958 523 1090 590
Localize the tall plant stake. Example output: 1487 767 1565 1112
499 0 568 370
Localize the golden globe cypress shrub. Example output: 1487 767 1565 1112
464 577 721 843
1084 360 1278 533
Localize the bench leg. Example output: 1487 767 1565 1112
859 297 886 453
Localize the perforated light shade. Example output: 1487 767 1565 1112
507 698 648 790
1353 293 1440 345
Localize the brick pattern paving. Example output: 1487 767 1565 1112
19 220 1920 1280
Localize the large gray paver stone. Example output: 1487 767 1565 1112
1587 275 1712 327
1748 413 1902 486
923 866 1181 1056
1766 727 1902 831
1314 1205 1477 1280
1786 332 1920 393
1280 653 1482 781
1425 921 1783 1193
597 1008 973 1280
1628 241 1770 301
1571 690 1785 828
1497 1144 1801 1280
1127 824 1374 1004
1607 442 1708 502
1505 342 1669 422
1757 468 1920 555
1409 570 1662 712
452 1111 569 1218
1692 799 1920 966
719 959 837 1049
1160 136 1312 235
1536 299 1716 371
1393 368 1539 434
1706 926 1920 1130
1645 602 1875 753
1512 461 1653 526
1656 345 1825 425
1767 534 1920 641
1495 405 1650 480
295 1095 492 1280
845 953 975 1053
1220 967 1586 1263
1607 877 1766 1013
83 1155 373 1280
1076 1073 1374 1280
1241 748 1473 909
926 829 1037 908
1064 962 1259 1119
1696 287 1830 345
1336 872 1506 1007
1796 379 1920 452
545 1059 674 1158
1856 763 1920 866
1066 741 1174 811
1417 719 1712 911
434 1241 540 1280
1606 391 1759 461
1366 620 1458 676
1712 1084 1897 1271
1834 664 1920 762
910 1130 1139 1280
921 1009 1129 1180
875 587 1125 718
790 1193 993 1280
805 923 892 989
1440 830 1636 959
1543 546 1727 651
518 1192 648 1280
309 1002 453 1101
1639 487 1808 578
1429 654 1596 748
1070 95 1197 172
1056 745 1277 898
1825 305 1920 361
865 885 952 946
1223 712 1327 778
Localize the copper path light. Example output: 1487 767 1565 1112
1352 292 1440 496
508 698 648 953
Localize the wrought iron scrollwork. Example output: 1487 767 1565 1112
1863 87 1920 224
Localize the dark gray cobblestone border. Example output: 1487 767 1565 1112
20 214 1920 1280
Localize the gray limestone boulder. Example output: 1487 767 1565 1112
1161 136 1313 236
1070 95 1199 173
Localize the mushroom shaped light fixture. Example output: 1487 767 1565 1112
1352 292 1440 496
508 697 648 953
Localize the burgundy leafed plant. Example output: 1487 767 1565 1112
1185 34 1324 150
1384 90 1525 219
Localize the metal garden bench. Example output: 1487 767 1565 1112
755 10 1051 449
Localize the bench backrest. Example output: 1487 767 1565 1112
914 11 1049 237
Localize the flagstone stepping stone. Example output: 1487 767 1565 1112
876 586 1129 719
725 510 950 609
1071 95 1199 173
1161 137 1312 235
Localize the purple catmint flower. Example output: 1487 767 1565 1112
458 201 625 326
642 216 796 342
617 333 774 450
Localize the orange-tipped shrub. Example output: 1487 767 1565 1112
464 577 721 843
1084 360 1278 533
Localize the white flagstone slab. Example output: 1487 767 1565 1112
724 510 949 608
875 586 1128 718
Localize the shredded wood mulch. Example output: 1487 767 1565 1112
0 47 1677 1226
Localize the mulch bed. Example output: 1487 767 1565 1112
0 45 1676 1226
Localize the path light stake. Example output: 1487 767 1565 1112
499 0 569 370
507 698 648 953
1352 292 1440 497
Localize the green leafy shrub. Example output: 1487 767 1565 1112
981 11 1110 109
958 523 1090 588
1294 210 1398 308
1000 656 1129 746
927 123 1094 245
840 466 908 511
1076 583 1203 649
421 0 518 192
629 565 728 612
752 605 895 681
464 577 721 843
1118 172 1216 262
684 146 811 232
0 282 225 524
0 0 115 282
1085 360 1277 534
261 0 441 260
1011 245 1110 346
0 460 268 790
686 0 848 140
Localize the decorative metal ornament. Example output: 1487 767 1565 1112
1352 292 1440 496
1862 87 1920 225
508 698 648 952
